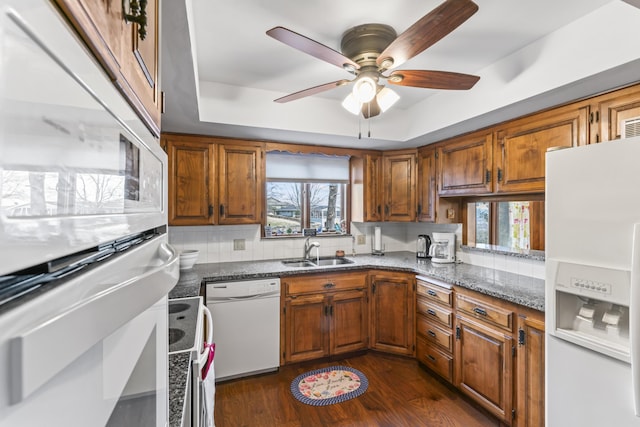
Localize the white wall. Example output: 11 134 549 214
169 221 545 279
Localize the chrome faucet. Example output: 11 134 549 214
303 237 320 260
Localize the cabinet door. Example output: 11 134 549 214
494 106 587 193
382 152 416 222
165 138 216 225
515 315 545 427
54 0 161 135
596 85 640 142
284 295 329 363
370 273 415 356
417 147 436 222
218 143 264 224
330 289 369 355
455 316 513 424
350 154 383 222
438 132 493 196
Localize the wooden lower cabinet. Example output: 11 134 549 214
515 312 545 427
370 272 416 356
281 272 368 364
455 315 514 424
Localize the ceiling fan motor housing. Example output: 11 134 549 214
340 24 397 68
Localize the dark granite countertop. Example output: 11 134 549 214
174 251 544 311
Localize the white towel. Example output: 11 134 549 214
202 360 216 427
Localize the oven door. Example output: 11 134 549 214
0 0 167 276
0 234 179 426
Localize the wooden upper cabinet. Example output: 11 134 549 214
54 0 161 136
494 105 588 193
163 136 216 226
417 146 436 222
593 85 640 143
438 131 493 196
382 151 417 222
350 153 383 222
218 143 264 224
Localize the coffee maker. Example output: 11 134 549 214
428 232 456 264
417 235 431 258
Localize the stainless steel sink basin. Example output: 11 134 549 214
281 257 354 267
313 257 354 266
281 259 315 268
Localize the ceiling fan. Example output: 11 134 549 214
266 0 480 119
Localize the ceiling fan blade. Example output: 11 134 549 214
387 70 479 90
267 26 360 71
362 98 381 119
274 79 351 103
377 0 478 70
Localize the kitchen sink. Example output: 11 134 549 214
281 257 354 267
313 257 354 266
281 259 315 268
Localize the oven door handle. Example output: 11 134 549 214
10 241 179 404
199 305 214 367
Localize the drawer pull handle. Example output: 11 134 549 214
427 355 437 363
427 289 438 297
473 307 488 316
428 330 436 338
427 309 437 316
323 283 335 289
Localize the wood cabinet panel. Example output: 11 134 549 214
456 316 513 424
416 278 453 307
417 146 436 222
457 293 514 332
438 132 493 196
350 154 383 222
285 272 367 295
515 313 545 427
54 0 161 135
331 289 369 355
417 315 453 352
284 295 328 363
165 138 215 225
417 297 453 328
218 143 264 224
494 106 588 193
382 152 416 222
595 85 640 142
370 272 415 356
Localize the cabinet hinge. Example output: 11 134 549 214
518 328 525 346
512 409 516 420
455 326 461 340
283 307 286 315
497 168 503 182
435 151 439 159
372 283 376 294
512 346 516 357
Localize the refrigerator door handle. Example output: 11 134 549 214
630 223 640 416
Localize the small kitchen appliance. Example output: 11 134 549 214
417 235 432 258
428 232 456 264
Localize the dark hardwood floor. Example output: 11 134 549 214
213 352 500 427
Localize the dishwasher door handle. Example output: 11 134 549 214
208 291 280 301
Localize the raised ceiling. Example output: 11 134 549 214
161 0 640 149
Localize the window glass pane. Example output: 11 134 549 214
475 201 490 245
497 201 531 251
266 182 302 236
309 183 344 234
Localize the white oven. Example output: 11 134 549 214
0 0 177 425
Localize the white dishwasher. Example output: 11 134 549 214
205 278 281 382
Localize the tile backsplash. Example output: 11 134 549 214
169 221 544 279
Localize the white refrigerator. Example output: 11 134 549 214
546 136 640 426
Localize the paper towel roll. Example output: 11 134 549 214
374 227 382 251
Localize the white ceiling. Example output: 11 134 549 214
160 0 640 150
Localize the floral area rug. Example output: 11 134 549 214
290 366 368 406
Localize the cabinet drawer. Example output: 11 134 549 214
456 294 513 332
416 296 453 328
285 272 367 296
417 315 453 352
416 279 453 307
416 335 453 383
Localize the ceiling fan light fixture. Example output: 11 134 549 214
341 93 362 115
352 75 377 103
377 87 400 112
